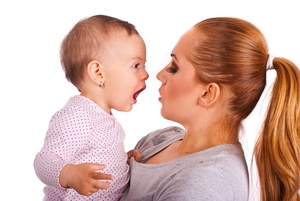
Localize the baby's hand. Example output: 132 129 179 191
59 163 113 196
127 149 142 164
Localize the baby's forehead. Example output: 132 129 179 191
94 32 145 60
103 31 142 48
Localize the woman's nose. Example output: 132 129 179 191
156 68 165 84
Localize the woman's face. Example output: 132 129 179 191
156 29 202 124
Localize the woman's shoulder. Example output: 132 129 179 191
173 145 248 200
168 157 248 201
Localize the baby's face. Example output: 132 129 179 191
99 31 148 112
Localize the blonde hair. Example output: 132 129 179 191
189 17 300 201
255 58 300 201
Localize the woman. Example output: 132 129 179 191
120 17 300 201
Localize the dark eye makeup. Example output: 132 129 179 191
166 62 178 74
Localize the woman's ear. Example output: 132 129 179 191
198 83 220 107
86 60 105 86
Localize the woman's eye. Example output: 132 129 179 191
166 66 178 74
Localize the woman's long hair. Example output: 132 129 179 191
189 17 300 201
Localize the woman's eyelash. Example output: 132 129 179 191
166 65 178 73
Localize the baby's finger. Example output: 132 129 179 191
91 171 113 181
89 163 106 171
94 181 111 190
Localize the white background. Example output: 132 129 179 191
0 0 299 200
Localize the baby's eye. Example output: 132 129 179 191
166 66 178 74
132 63 140 69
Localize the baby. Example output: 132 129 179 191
34 14 148 201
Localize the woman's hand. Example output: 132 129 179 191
59 163 113 196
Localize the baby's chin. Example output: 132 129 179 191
119 104 134 112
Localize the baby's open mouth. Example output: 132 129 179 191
133 86 146 100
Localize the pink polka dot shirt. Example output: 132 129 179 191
34 95 129 201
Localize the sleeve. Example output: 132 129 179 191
156 166 235 201
33 108 91 188
33 151 67 188
134 126 185 162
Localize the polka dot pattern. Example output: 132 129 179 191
34 95 129 200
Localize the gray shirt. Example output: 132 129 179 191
120 126 249 201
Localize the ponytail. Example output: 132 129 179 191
254 57 300 201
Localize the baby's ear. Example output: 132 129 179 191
86 60 105 85
198 83 220 107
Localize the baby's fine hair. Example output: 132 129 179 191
60 15 139 89
189 17 300 201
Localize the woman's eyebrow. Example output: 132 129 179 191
170 53 177 60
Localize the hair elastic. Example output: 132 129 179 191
266 55 275 71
